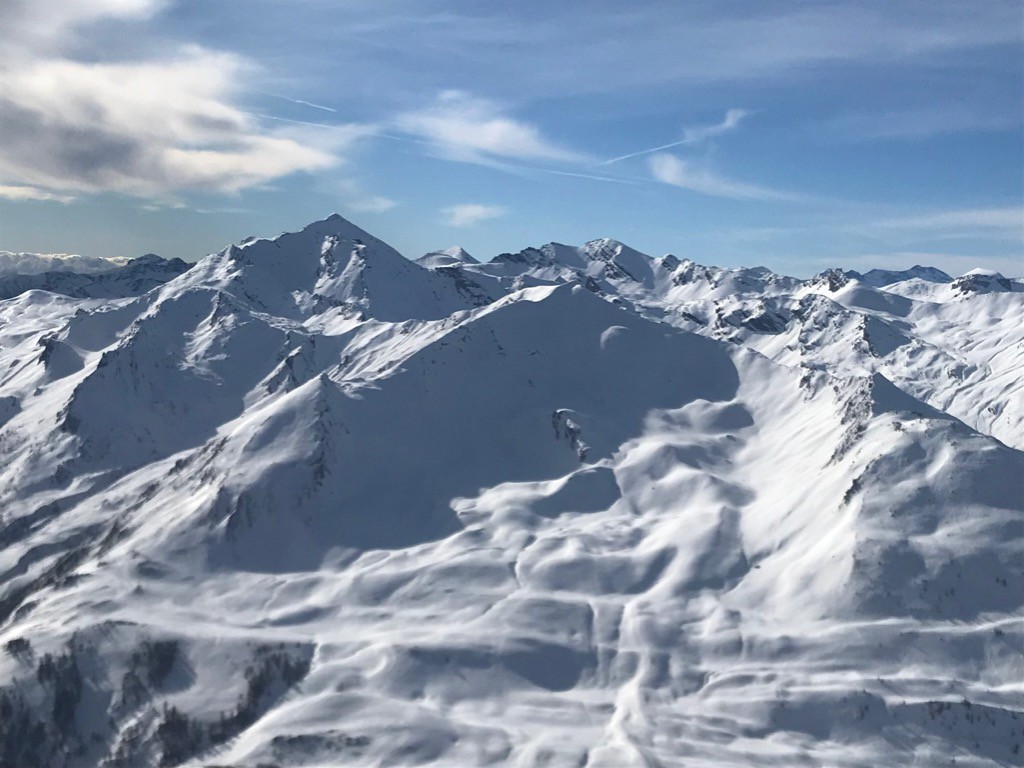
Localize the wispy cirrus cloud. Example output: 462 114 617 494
648 154 797 202
396 91 586 166
328 179 399 216
276 3 1021 98
350 195 398 214
822 108 1020 142
441 203 506 227
877 207 1023 235
683 109 751 143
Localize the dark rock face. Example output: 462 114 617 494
816 268 850 292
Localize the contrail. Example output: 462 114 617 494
244 112 341 128
596 138 692 167
256 90 339 113
597 109 750 167
532 167 639 184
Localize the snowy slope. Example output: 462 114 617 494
0 217 1020 768
434 245 1023 451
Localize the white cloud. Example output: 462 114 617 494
648 154 796 201
0 185 75 203
441 203 506 227
0 3 364 202
350 195 398 214
397 91 585 165
0 250 129 275
329 179 399 215
682 109 750 143
0 0 164 50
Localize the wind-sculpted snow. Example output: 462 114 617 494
0 216 1020 767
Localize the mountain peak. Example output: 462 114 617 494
296 213 384 244
416 246 478 268
0 250 131 276
951 269 1017 295
130 253 166 266
581 236 627 251
846 265 952 287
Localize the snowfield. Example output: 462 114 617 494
0 216 1020 767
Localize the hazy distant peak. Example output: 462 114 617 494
0 251 131 276
416 246 478 268
0 253 190 300
845 265 952 287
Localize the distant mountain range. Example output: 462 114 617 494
843 264 952 286
0 250 133 276
0 253 191 300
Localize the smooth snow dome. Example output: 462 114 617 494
0 216 1021 768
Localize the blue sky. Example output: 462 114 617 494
0 0 1020 276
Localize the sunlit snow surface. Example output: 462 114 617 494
0 217 1020 767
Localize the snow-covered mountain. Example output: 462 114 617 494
0 251 132 276
950 268 1023 296
0 254 191 301
415 246 478 268
0 216 1020 768
843 265 952 287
